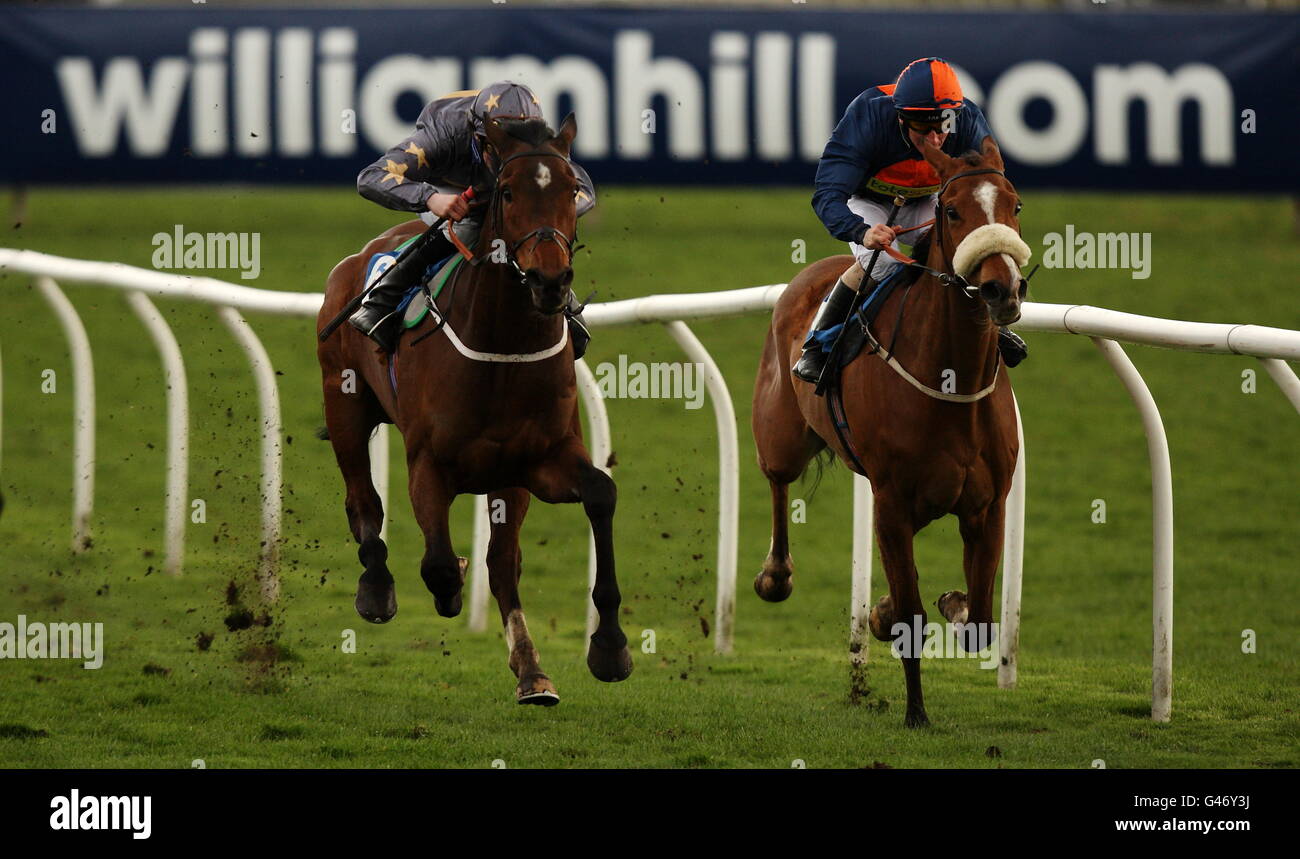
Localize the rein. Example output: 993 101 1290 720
886 168 1020 297
481 148 581 302
866 167 1017 401
406 145 576 363
824 168 1019 471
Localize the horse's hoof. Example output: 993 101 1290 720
355 591 397 624
754 556 794 602
753 570 793 602
868 595 895 641
936 590 968 624
904 710 931 729
516 673 560 706
433 591 463 618
587 640 633 683
355 576 397 624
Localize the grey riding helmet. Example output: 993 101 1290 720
471 81 544 126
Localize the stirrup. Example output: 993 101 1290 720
564 291 593 361
998 327 1027 368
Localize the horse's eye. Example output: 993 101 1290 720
945 206 960 221
1014 201 1023 216
501 186 513 203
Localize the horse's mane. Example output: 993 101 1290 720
496 117 556 147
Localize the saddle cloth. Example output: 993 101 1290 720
813 261 919 374
361 238 463 331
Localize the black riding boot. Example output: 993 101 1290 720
349 232 455 352
792 276 863 383
998 327 1028 367
564 292 592 361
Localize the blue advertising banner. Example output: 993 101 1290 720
2 6 1296 191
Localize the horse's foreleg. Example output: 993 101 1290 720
527 442 632 684
946 502 1005 654
872 493 930 728
406 450 463 618
486 487 558 705
322 386 395 623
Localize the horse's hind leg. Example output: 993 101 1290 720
940 501 1005 655
406 449 464 617
322 384 396 623
871 493 930 728
755 479 796 602
752 322 824 602
527 440 632 684
486 487 558 705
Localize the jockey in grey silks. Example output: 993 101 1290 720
349 81 597 354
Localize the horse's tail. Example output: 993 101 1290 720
801 446 837 500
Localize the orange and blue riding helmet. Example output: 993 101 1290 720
893 58 965 124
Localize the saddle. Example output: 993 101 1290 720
820 231 932 388
395 252 591 363
399 254 462 329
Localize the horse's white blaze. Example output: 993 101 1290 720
1001 253 1022 282
974 181 998 224
963 182 1026 282
535 163 551 189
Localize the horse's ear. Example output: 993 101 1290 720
482 117 512 154
552 112 577 155
919 134 952 176
980 135 1004 170
920 133 951 178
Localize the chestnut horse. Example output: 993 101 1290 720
316 115 631 705
752 138 1029 727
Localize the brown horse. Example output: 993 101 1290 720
316 115 631 705
752 138 1029 727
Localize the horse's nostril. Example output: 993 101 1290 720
1018 279 1028 300
979 281 1004 302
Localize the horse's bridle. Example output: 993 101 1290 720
893 167 1035 299
481 147 581 304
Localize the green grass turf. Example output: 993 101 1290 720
0 186 1296 768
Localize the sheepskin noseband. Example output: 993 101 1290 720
951 224 1032 280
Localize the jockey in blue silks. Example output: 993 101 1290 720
794 57 1027 383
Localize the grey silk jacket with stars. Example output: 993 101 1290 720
356 91 597 216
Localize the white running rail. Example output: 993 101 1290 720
3 248 1298 720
